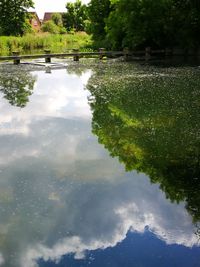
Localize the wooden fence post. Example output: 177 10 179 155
145 47 151 60
44 49 51 63
123 47 129 61
12 51 20 65
99 48 105 60
73 49 79 61
45 66 52 74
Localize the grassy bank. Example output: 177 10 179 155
0 32 92 56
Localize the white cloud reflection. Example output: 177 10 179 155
0 254 4 266
0 69 92 137
20 171 198 267
0 69 92 165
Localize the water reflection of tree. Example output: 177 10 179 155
0 70 36 108
87 64 200 222
66 61 106 77
67 64 86 77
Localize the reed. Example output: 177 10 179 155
0 32 92 56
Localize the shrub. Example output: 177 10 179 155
41 21 60 34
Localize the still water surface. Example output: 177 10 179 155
0 62 200 267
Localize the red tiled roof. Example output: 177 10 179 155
43 12 64 22
43 12 54 22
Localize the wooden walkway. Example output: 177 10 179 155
0 48 171 65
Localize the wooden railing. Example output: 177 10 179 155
0 47 193 65
0 49 126 64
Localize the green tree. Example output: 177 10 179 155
62 0 87 31
169 0 200 48
51 13 63 27
41 20 60 34
87 0 111 41
41 16 66 34
87 0 200 50
106 0 174 49
0 0 34 36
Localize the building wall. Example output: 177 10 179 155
29 13 41 32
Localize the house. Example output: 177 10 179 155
43 12 64 23
28 12 41 32
43 12 54 23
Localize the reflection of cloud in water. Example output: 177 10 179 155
20 171 198 267
0 69 198 267
0 69 92 136
0 69 92 165
0 254 4 266
0 160 198 267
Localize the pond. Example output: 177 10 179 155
0 61 200 267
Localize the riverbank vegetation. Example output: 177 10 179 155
0 32 91 56
0 0 200 54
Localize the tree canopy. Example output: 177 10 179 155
88 0 200 49
51 13 63 27
87 0 111 40
62 0 87 31
41 14 66 34
0 0 34 36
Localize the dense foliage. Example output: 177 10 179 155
88 0 200 50
86 63 200 222
87 0 111 41
51 13 63 27
41 13 66 34
62 0 87 31
0 0 34 36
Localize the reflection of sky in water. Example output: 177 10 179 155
0 68 199 267
39 231 200 267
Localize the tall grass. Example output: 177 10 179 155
0 32 92 56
